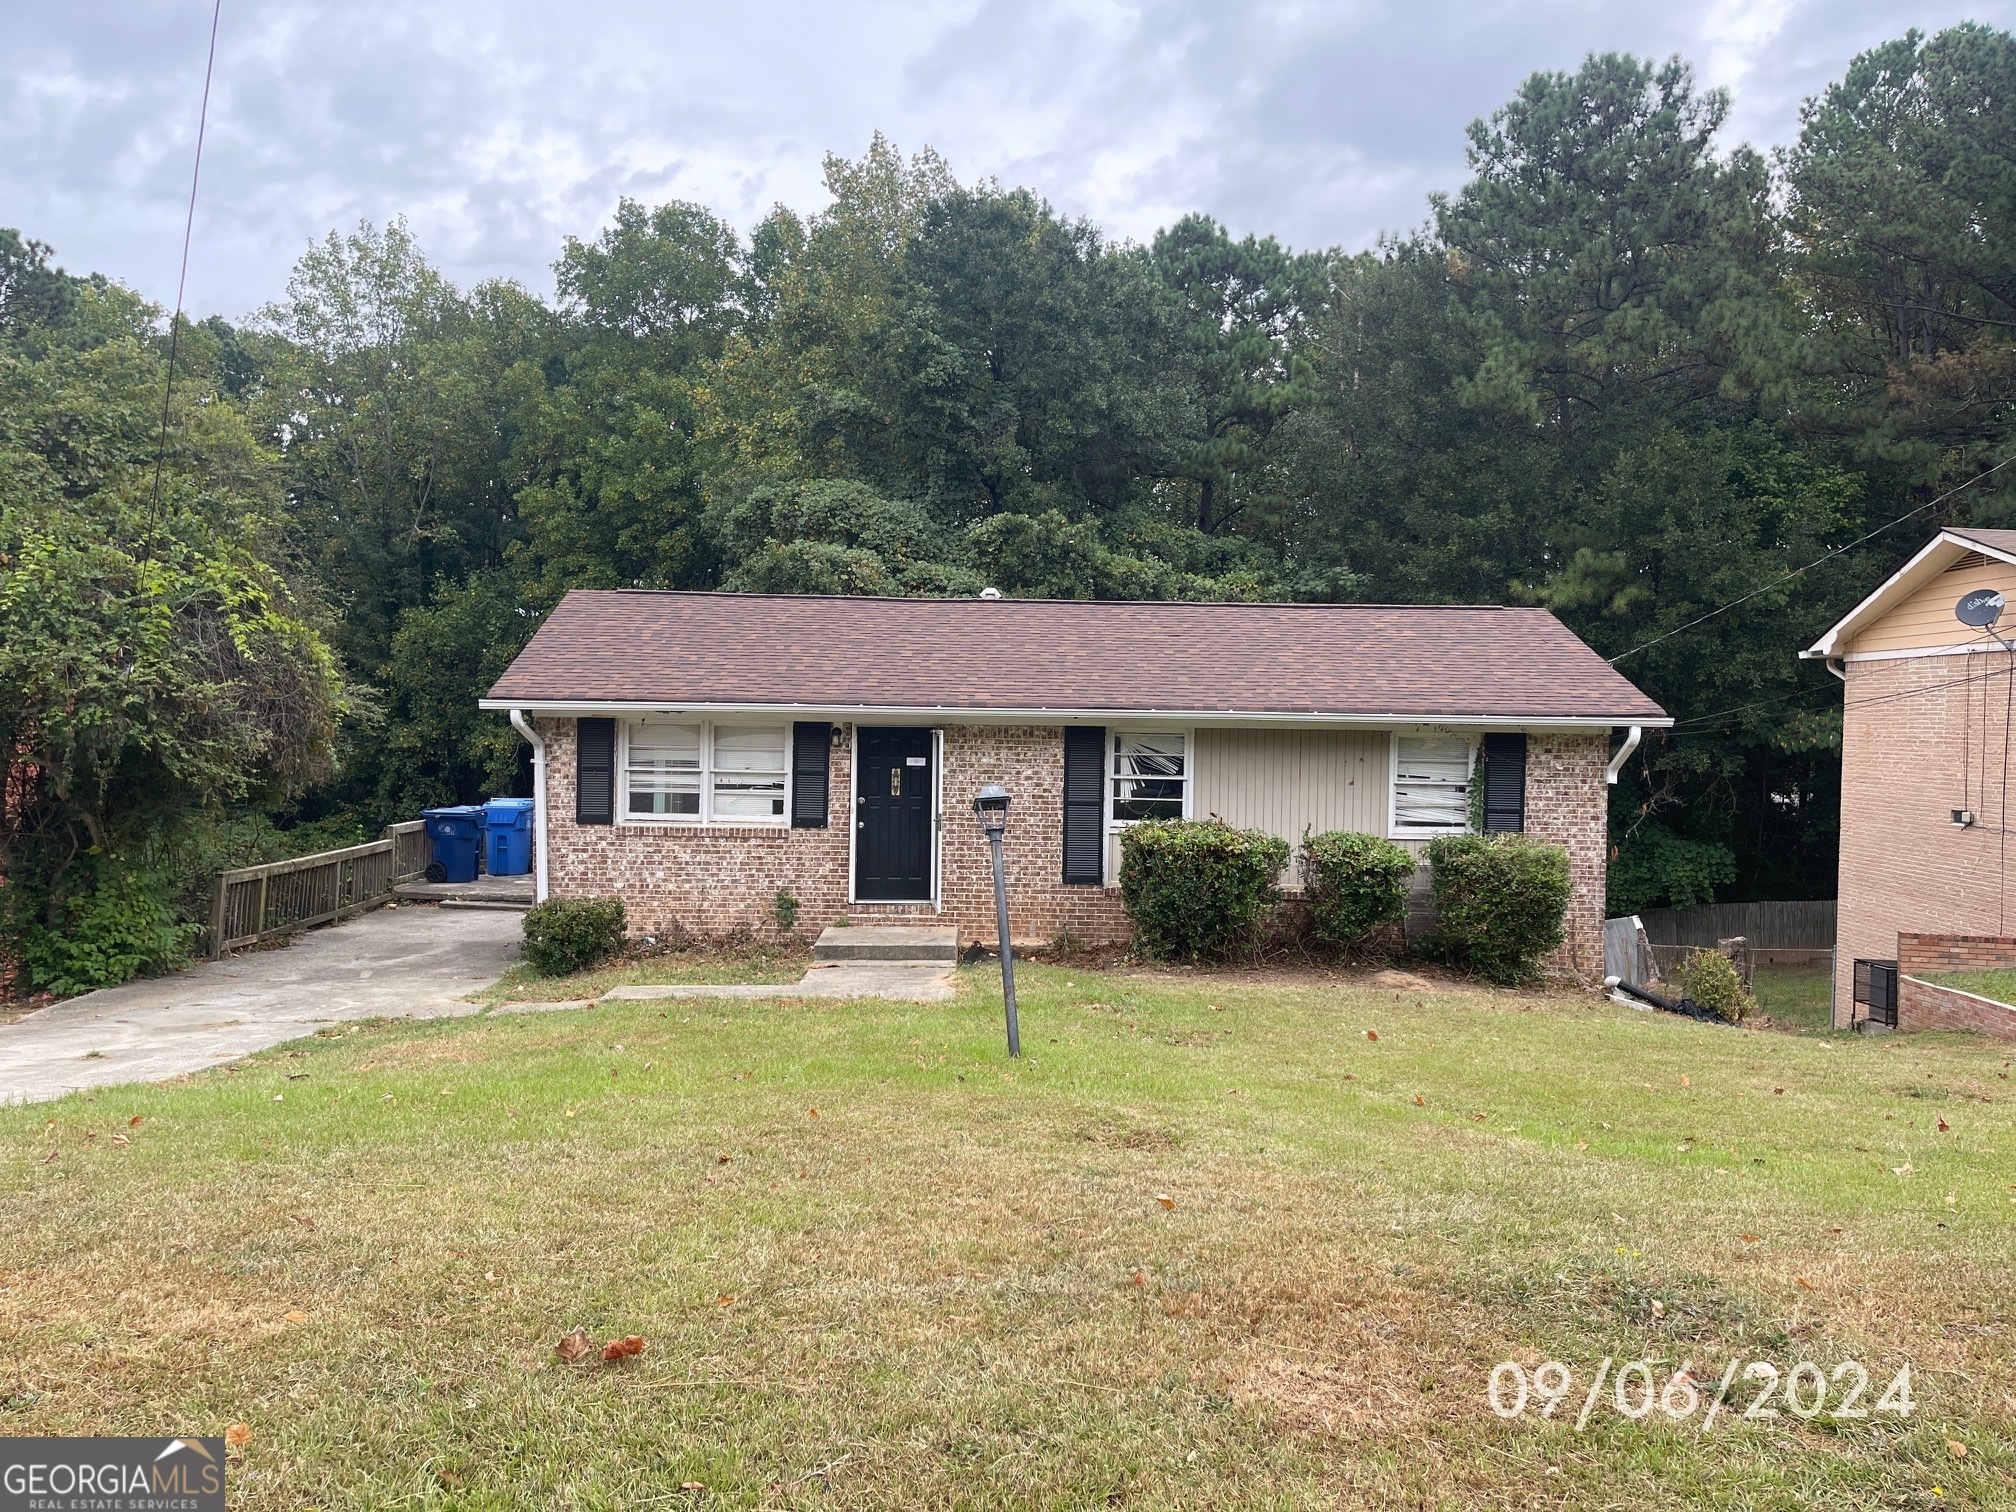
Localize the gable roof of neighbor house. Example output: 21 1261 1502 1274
1801 527 2016 660
483 590 1668 727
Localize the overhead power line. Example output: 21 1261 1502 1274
1606 450 2016 666
139 0 224 579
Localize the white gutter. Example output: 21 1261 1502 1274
508 708 549 904
1606 725 1643 786
1825 657 1846 682
478 698 1670 733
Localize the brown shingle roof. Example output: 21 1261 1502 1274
484 591 1669 723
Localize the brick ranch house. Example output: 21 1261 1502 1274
483 591 1669 975
1803 525 2016 1036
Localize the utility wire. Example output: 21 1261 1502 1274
138 0 224 581
1606 450 2016 666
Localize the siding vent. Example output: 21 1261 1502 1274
1947 550 1993 572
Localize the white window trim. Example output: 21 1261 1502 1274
1104 727 1194 832
1386 729 1476 840
618 718 792 828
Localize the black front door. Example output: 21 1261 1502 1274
856 727 934 900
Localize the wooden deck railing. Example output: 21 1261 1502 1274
204 820 432 959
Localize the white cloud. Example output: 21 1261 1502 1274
2 0 2010 317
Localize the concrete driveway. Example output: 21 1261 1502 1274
0 905 521 1106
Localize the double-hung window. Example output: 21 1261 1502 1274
1110 731 1188 823
625 721 787 824
1391 734 1473 836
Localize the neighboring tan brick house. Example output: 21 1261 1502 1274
1803 526 2016 1035
483 592 1667 976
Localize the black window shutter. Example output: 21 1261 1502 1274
1062 726 1106 885
576 718 615 825
1482 732 1526 833
792 722 831 828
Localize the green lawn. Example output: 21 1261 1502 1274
1752 963 1837 1033
1926 968 2016 1009
468 940 810 1005
4 966 2013 1508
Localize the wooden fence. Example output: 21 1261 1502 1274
204 820 430 959
1635 900 1837 951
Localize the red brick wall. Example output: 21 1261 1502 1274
1894 932 2016 1037
536 718 1129 945
535 718 1611 967
1832 653 2016 1026
1523 733 1609 980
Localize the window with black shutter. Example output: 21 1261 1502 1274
1062 726 1106 884
792 722 831 827
1481 732 1526 833
576 717 615 825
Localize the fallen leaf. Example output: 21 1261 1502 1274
1740 1234 1760 1243
1413 1094 1425 1107
1650 1299 1666 1318
1154 1194 1175 1211
716 1294 736 1307
485 1270 497 1282
681 1482 705 1493
284 1309 309 1323
717 1154 732 1165
111 1133 130 1147
555 1327 591 1364
272 1094 283 1103
1576 1140 1588 1150
1364 1029 1380 1042
225 1423 252 1448
1773 1087 1784 1095
1949 1440 1968 1458
127 1115 143 1127
1794 1276 1816 1291
41 1147 56 1164
600 1334 645 1361
807 1108 818 1119
1681 1076 1691 1087
1937 1116 1950 1132
1892 1163 1915 1178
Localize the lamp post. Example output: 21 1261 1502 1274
973 783 1020 1058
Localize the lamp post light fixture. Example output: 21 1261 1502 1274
973 783 1020 1058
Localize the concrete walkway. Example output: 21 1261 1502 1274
0 906 522 1106
601 959 957 1003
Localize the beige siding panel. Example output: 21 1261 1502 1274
1192 728 1390 883
1851 559 2016 655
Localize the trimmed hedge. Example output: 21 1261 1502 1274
1677 947 1756 1023
1119 819 1291 960
1422 834 1570 985
521 896 627 976
1301 830 1416 953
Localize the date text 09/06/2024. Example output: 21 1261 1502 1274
1487 1359 1913 1430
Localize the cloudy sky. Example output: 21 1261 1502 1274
4 0 2011 320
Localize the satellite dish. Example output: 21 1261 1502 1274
1956 588 2007 629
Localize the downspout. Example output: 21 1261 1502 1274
1605 725 1643 786
1825 656 1846 682
509 709 549 904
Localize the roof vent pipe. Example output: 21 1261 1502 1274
1605 725 1642 786
979 587 1002 600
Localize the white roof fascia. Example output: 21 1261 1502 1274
478 698 1670 731
1802 530 2016 659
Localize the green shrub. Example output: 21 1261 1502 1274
9 851 195 996
1422 834 1571 985
1301 830 1417 952
1119 819 1291 960
521 896 627 976
1677 947 1755 1023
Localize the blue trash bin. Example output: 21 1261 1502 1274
420 805 485 884
483 797 535 877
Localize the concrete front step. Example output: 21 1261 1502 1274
813 924 958 962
